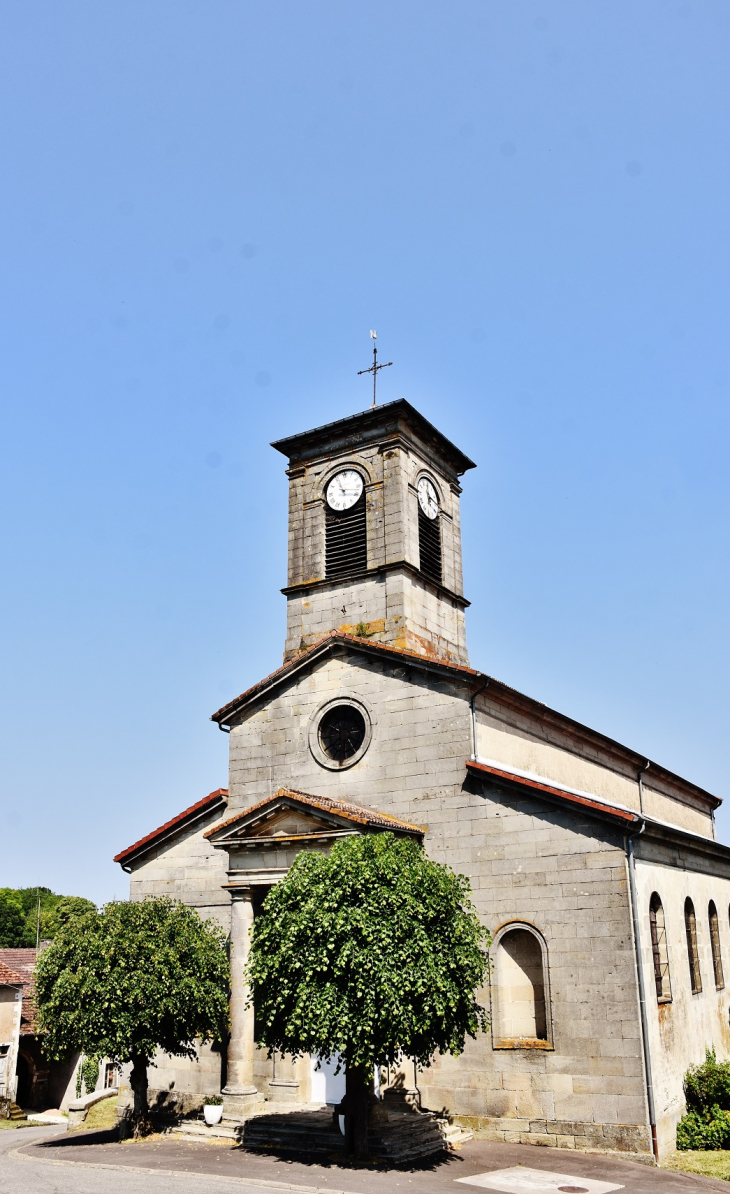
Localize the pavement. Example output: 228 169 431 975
2 1123 729 1194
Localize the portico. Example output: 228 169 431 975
204 788 424 1115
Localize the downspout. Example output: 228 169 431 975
470 679 489 761
627 818 658 1160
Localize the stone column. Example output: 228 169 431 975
223 886 263 1119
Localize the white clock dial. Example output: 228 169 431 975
417 477 439 520
326 469 364 511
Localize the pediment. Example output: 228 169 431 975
204 787 424 850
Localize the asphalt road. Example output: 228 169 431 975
3 1123 729 1194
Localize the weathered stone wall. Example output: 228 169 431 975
127 808 231 935
634 845 730 1157
222 652 652 1156
124 647 723 1158
475 694 714 839
117 1042 225 1118
283 439 468 665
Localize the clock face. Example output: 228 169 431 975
326 469 364 511
417 476 439 520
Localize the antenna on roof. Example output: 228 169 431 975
357 330 392 407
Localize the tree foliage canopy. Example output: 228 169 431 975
36 897 230 1065
0 886 96 947
247 832 490 1072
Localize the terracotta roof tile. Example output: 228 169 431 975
0 948 39 1035
114 789 228 865
0 959 23 985
205 787 425 838
466 760 639 824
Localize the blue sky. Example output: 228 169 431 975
1 2 729 903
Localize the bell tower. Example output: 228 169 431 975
271 400 475 666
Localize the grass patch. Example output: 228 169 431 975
77 1095 119 1132
663 1149 730 1181
0 1117 32 1129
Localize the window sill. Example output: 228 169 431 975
493 1038 553 1051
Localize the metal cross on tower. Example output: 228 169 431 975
357 330 392 407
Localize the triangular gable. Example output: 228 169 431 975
114 788 228 868
210 631 483 728
205 787 424 850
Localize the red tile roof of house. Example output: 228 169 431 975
114 788 228 866
211 630 481 725
0 948 39 1035
205 787 425 839
0 959 23 985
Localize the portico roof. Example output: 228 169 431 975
204 786 425 847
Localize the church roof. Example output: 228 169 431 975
271 398 476 477
114 788 228 867
209 633 720 816
204 787 425 841
466 758 730 865
466 759 639 826
211 630 482 726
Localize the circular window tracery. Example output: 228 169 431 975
308 696 373 771
318 705 366 763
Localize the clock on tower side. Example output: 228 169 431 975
271 400 475 666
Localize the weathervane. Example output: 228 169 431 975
357 330 392 407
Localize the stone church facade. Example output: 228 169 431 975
116 400 730 1161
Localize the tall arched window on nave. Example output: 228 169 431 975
709 901 724 990
492 925 550 1047
649 893 671 1003
685 897 702 994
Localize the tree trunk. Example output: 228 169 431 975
129 1052 149 1136
344 1064 370 1163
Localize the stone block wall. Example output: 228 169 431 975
282 438 469 665
127 808 231 935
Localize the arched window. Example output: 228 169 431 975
709 901 724 990
492 925 550 1047
649 893 672 1003
685 898 702 994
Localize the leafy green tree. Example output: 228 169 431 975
247 832 490 1160
0 890 28 947
0 887 96 946
35 897 230 1132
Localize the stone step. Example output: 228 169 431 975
242 1106 464 1164
9 1104 25 1121
172 1104 471 1162
172 1120 243 1142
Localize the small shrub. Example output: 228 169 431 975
684 1048 730 1112
203 1095 223 1106
677 1106 730 1151
354 622 372 638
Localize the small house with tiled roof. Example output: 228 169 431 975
0 947 81 1110
116 400 730 1160
0 959 23 1105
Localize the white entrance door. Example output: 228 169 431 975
310 1052 346 1105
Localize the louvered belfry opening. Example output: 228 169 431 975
418 507 442 584
325 491 367 578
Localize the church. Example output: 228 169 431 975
115 398 730 1162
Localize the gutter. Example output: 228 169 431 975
626 819 658 1161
